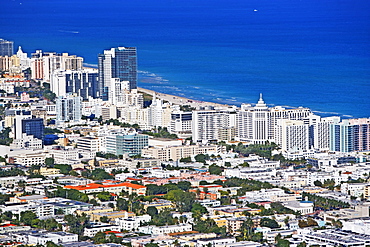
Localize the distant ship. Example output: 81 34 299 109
254 9 258 12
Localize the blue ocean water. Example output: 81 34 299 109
1 0 369 118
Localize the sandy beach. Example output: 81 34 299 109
138 87 230 108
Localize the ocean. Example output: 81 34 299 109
1 0 369 118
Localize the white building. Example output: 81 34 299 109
342 218 370 235
283 200 314 215
12 133 43 149
77 136 101 153
50 68 99 99
31 50 83 82
28 232 78 245
341 183 368 198
138 224 192 235
115 215 151 231
56 93 82 125
309 115 341 150
275 119 309 152
237 95 312 144
223 167 276 180
83 223 121 237
148 96 173 129
50 148 80 165
192 106 237 143
170 109 192 137
196 237 237 247
16 46 31 70
109 78 129 105
12 152 47 167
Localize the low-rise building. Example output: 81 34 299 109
64 181 147 195
196 237 236 247
115 215 151 231
142 144 219 161
283 200 314 215
138 224 192 235
83 223 120 237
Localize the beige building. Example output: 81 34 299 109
364 185 370 200
39 167 61 176
90 210 135 222
142 144 219 161
0 55 20 71
12 152 47 167
75 207 114 218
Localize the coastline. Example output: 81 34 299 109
137 87 230 108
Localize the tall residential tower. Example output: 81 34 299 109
0 38 14 56
98 47 137 101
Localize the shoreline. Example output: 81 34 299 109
137 87 231 109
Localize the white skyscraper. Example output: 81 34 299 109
192 106 237 143
275 119 309 152
109 78 129 105
309 115 340 150
56 93 82 125
237 94 312 144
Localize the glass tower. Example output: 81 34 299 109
0 38 13 56
98 47 137 101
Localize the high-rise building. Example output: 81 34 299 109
329 118 370 153
98 47 137 100
30 50 83 81
16 46 31 70
329 120 354 153
0 39 13 56
350 118 370 152
51 69 99 99
309 115 340 150
237 94 312 144
14 114 44 141
274 119 310 152
192 106 237 143
170 110 193 137
109 78 129 105
0 55 20 71
56 93 82 124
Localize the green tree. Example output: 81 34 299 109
54 164 72 174
20 211 37 226
145 243 159 247
93 231 107 244
147 206 158 217
177 181 192 191
45 158 55 167
277 239 290 247
100 216 109 223
314 180 323 187
297 242 307 247
179 157 192 163
64 214 90 237
91 168 114 180
165 190 195 212
238 217 254 240
194 154 208 164
209 164 224 175
97 191 111 202
45 241 63 247
116 198 129 211
191 203 208 219
260 217 279 228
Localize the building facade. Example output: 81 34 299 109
106 133 149 156
0 38 13 56
55 93 82 124
98 46 137 100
